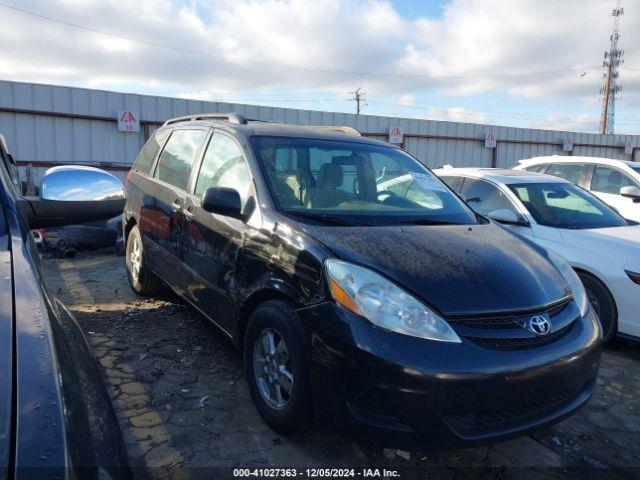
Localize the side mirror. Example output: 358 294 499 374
620 186 640 203
487 209 529 226
17 166 125 229
202 187 242 219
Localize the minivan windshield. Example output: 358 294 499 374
252 136 477 226
509 182 628 229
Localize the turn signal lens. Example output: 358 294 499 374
328 277 364 317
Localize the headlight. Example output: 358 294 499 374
546 250 588 317
324 259 461 343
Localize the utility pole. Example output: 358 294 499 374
351 88 365 115
600 0 624 134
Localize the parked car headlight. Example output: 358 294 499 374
325 259 461 343
546 250 588 317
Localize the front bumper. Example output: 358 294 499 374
298 303 602 450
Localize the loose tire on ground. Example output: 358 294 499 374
243 300 312 434
125 225 163 295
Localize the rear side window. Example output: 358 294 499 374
133 129 170 174
194 133 252 209
154 129 207 190
524 164 547 173
590 166 639 194
545 163 584 185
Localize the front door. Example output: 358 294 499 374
589 165 640 222
182 131 254 337
141 128 207 287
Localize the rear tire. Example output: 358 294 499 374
243 300 312 434
125 225 163 295
577 271 617 341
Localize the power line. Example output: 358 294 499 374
0 1 603 81
366 99 640 125
367 99 554 121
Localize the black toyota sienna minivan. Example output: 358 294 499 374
123 113 602 449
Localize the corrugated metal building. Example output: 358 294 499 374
1 79 638 185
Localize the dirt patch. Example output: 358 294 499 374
42 251 640 479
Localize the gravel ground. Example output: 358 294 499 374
41 251 640 480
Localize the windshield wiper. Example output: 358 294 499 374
286 211 365 226
385 218 457 226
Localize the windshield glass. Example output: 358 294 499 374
252 136 477 226
509 182 628 229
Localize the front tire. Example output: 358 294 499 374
243 300 312 434
577 271 617 341
125 225 163 295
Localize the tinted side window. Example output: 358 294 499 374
590 166 639 194
460 178 517 216
154 129 207 190
133 129 170 174
195 133 251 209
545 163 584 184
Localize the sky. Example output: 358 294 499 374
0 0 639 133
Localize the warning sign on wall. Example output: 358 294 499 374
563 137 573 152
389 126 403 144
484 132 496 148
117 110 140 132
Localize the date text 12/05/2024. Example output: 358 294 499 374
232 469 401 478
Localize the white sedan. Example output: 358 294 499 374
513 156 640 223
434 167 640 341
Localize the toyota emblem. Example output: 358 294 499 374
528 315 551 336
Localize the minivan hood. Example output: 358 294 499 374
303 223 569 316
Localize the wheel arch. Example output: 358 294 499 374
573 266 619 321
123 215 137 242
238 287 299 347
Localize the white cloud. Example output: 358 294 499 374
425 106 491 124
0 0 637 129
397 94 416 107
532 113 601 133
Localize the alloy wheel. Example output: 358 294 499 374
128 236 142 283
253 328 294 410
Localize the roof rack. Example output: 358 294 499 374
163 112 247 126
307 126 361 137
